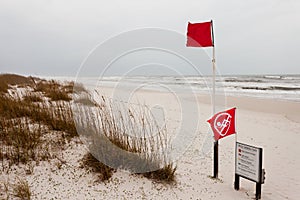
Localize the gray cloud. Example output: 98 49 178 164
0 0 299 76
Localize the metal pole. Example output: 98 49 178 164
212 29 218 178
256 148 263 199
256 182 262 199
210 20 218 178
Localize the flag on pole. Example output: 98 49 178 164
186 21 214 47
187 20 220 178
207 108 236 141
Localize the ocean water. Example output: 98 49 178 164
218 74 300 102
52 74 300 102
88 74 300 102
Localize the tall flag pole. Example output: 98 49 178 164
186 20 218 178
211 20 218 178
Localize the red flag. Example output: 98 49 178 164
186 21 214 47
207 108 236 141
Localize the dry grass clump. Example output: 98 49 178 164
0 74 35 93
141 163 176 183
62 81 74 94
23 92 43 102
0 95 34 119
1 177 32 200
34 80 71 101
0 118 45 167
0 92 76 138
73 92 176 183
40 101 77 138
0 80 9 93
0 74 78 171
47 89 71 101
12 177 31 200
0 98 75 170
80 153 115 182
0 74 34 86
34 80 59 92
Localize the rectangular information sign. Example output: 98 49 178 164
235 142 262 183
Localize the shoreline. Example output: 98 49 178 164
96 85 300 132
44 74 300 103
97 84 300 115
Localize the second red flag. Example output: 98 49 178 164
207 107 236 141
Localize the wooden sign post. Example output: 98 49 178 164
234 142 265 199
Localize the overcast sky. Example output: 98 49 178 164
0 0 299 76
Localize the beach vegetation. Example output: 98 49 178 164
0 74 77 172
1 73 176 187
80 152 115 182
140 163 177 183
23 92 43 102
0 73 35 93
74 93 176 183
12 177 31 200
34 80 71 101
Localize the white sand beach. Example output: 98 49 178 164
1 83 300 200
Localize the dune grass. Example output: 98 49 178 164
0 118 44 167
12 177 31 200
0 177 31 200
23 92 43 102
140 163 177 183
0 74 77 172
0 74 79 199
1 73 176 185
0 74 35 93
73 92 176 183
0 80 9 93
80 152 115 182
34 80 71 101
0 94 76 138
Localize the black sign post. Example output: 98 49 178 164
213 140 218 178
234 142 265 200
